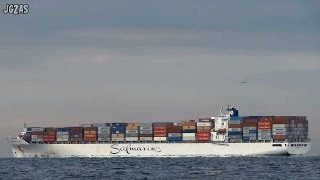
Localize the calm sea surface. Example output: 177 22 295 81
0 156 319 179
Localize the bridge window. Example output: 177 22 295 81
273 144 282 147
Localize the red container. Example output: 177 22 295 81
154 129 167 133
259 116 274 122
197 137 210 141
153 126 167 130
168 129 182 133
31 131 43 135
43 135 56 142
258 122 271 126
197 133 210 137
153 133 167 137
228 124 242 128
244 118 259 124
197 129 210 133
167 126 182 130
182 121 197 126
273 135 288 140
84 138 97 141
273 116 289 124
242 123 257 127
84 127 97 131
70 127 83 133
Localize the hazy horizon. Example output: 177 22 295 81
0 0 319 157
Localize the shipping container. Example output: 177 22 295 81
139 137 153 141
153 137 167 141
125 137 139 142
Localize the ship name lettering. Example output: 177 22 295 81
110 144 162 154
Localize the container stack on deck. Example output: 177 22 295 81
56 128 69 142
139 123 153 141
228 117 243 143
182 121 196 141
95 123 111 142
43 128 56 143
167 123 182 142
31 128 44 143
84 127 97 142
69 127 83 142
111 123 125 142
196 118 212 141
23 114 309 144
126 123 139 142
242 117 258 142
257 117 272 141
153 122 169 141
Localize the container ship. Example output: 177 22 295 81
8 107 311 157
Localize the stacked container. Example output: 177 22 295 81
242 117 259 142
69 127 83 142
56 128 69 142
31 127 44 143
43 128 56 143
258 116 273 141
153 122 169 141
182 121 196 141
139 123 153 141
97 125 111 142
228 117 242 143
274 116 308 142
111 123 125 141
126 123 139 142
84 127 97 142
197 119 212 141
167 124 182 141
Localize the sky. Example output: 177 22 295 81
0 0 319 157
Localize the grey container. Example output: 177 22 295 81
125 133 139 137
126 130 139 133
228 135 242 139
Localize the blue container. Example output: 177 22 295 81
70 134 83 138
228 131 242 136
139 130 153 134
168 137 182 141
243 137 250 141
230 117 243 121
112 123 125 127
182 129 196 133
57 127 69 132
249 130 257 133
111 129 125 134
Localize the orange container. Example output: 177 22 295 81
154 129 167 133
228 124 242 128
197 129 210 133
273 135 288 140
153 133 167 137
182 122 197 126
153 126 167 130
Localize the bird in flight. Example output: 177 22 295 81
240 81 248 84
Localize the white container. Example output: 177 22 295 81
183 136 196 141
31 127 44 132
153 137 167 141
273 124 287 128
125 137 139 141
273 128 287 131
182 133 196 137
249 127 257 130
197 122 211 127
228 128 242 132
139 137 153 141
243 130 250 134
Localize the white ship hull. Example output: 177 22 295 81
10 139 310 158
